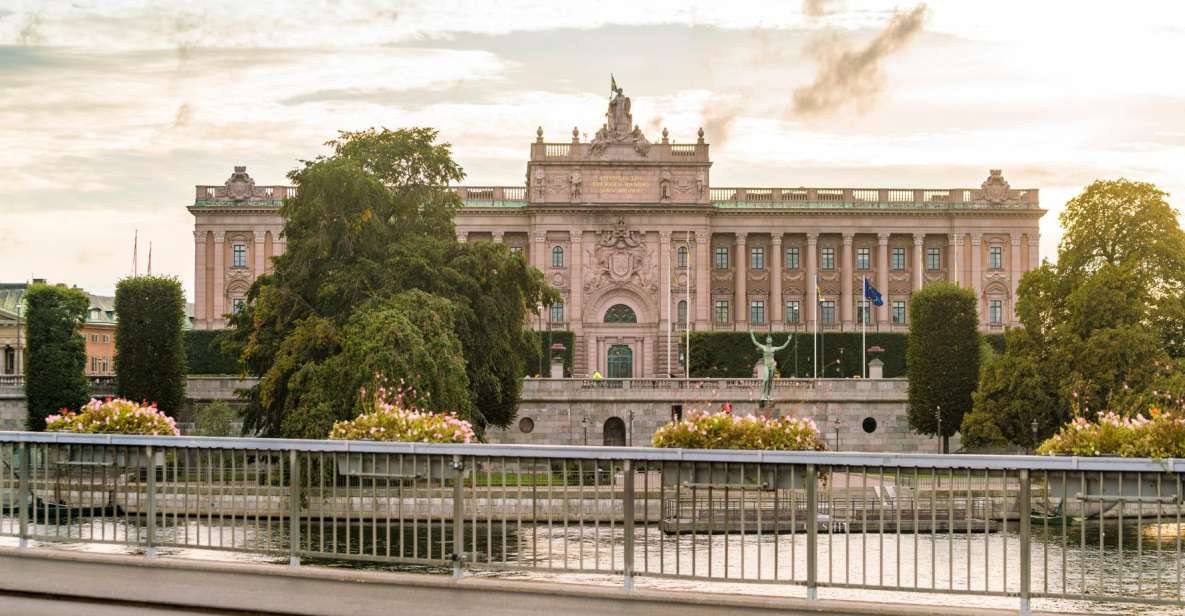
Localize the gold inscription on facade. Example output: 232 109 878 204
589 174 650 195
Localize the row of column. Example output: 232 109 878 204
194 229 281 327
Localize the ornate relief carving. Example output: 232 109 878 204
224 166 255 200
749 269 769 282
784 270 805 282
583 217 658 293
981 169 1013 203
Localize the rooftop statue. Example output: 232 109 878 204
591 74 650 157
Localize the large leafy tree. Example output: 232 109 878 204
115 276 188 416
227 128 552 438
24 283 89 430
963 179 1185 448
906 283 980 453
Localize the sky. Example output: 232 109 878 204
1 1 1184 298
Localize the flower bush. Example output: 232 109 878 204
329 386 476 444
1037 407 1185 458
652 408 826 451
45 398 180 436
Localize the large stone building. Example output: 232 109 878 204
190 86 1044 377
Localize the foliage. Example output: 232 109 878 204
185 330 237 374
652 408 826 451
1037 408 1185 458
687 332 910 378
46 398 180 436
329 385 476 443
194 400 237 437
968 179 1185 447
225 128 555 438
114 276 187 416
906 283 980 451
521 330 575 377
24 283 89 431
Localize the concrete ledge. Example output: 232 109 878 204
0 547 1075 616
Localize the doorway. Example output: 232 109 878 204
607 344 633 378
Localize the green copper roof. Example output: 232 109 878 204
461 199 528 209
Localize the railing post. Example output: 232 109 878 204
289 450 301 567
1019 469 1031 615
622 459 635 591
17 442 28 548
145 445 157 559
806 463 818 601
452 454 465 579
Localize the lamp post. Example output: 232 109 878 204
833 416 842 451
581 416 588 446
1030 419 1039 455
935 405 943 454
627 409 635 447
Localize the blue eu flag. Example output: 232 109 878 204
863 278 884 306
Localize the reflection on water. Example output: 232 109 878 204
2 514 1183 615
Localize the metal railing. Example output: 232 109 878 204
1 432 1183 613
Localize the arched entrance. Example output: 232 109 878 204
607 344 633 378
603 417 626 447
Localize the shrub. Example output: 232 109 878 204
185 330 238 374
195 400 237 437
1037 408 1185 458
687 332 910 379
328 386 476 443
115 276 187 416
24 283 89 431
652 408 826 451
46 398 180 436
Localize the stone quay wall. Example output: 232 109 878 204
2 376 944 453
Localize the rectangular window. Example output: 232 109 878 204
989 246 1003 269
856 247 870 270
785 247 800 270
714 299 730 324
856 300 870 325
821 247 835 270
91 356 98 372
750 300 765 324
891 300 906 324
891 247 905 270
785 300 800 324
509 246 522 256
750 247 764 271
232 244 247 268
232 298 245 313
926 247 941 271
714 247 729 270
550 302 564 323
677 300 687 324
677 245 689 268
551 246 564 268
102 335 109 343
90 334 97 343
820 301 836 325
990 299 1003 325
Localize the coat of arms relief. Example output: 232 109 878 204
583 218 658 293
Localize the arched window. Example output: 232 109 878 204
676 245 689 268
677 300 687 324
604 304 637 323
551 246 564 268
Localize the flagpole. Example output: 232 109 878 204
862 277 867 379
685 232 691 380
813 273 818 379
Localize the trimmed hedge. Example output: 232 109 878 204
24 283 90 431
184 330 238 375
689 332 910 378
115 276 188 416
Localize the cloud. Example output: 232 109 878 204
173 102 192 128
802 0 838 19
792 4 926 117
700 96 744 149
17 12 42 46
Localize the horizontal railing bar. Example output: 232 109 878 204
3 431 1184 473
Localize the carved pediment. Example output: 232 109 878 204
583 217 657 293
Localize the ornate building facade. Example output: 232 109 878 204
190 87 1044 377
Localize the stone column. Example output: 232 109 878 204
1010 234 1022 323
1028 234 1041 271
659 231 672 326
734 233 747 326
770 235 783 324
570 230 584 327
212 231 226 325
912 233 925 292
806 233 819 327
950 233 963 287
533 232 546 273
253 231 266 281
695 231 710 328
194 230 207 326
841 233 854 329
971 233 983 320
877 233 890 325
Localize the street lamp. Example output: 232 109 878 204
627 409 635 447
1030 419 1039 455
935 405 943 454
581 416 588 446
833 416 842 451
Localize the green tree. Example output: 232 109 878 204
195 400 237 437
226 128 553 438
114 276 188 416
906 283 980 453
24 283 89 430
965 179 1185 448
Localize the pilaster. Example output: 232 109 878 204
877 233 890 325
770 235 783 324
841 232 854 328
912 233 925 292
806 233 819 327
735 233 748 326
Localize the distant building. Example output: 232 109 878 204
189 84 1044 377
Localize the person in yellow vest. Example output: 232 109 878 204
592 370 603 380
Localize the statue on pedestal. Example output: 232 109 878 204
750 330 791 408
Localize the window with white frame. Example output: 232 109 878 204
856 247 870 270
821 247 835 270
785 246 800 270
232 297 246 313
856 300 870 324
714 247 729 270
550 302 564 323
926 247 941 270
677 300 687 324
785 300 800 324
750 247 765 271
820 300 836 325
232 244 247 268
551 246 564 268
891 247 905 270
714 299 730 324
891 300 906 324
677 245 689 268
989 299 1003 325
989 246 1003 269
750 300 765 324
